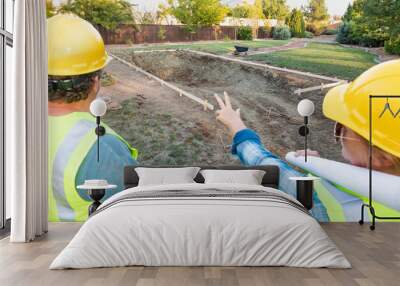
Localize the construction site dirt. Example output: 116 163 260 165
100 49 343 165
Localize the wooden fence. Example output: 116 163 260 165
99 24 270 45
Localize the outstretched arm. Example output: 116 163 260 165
214 92 320 164
214 93 329 221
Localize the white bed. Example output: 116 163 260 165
50 183 350 269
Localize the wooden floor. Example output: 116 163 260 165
0 223 399 286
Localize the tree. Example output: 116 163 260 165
336 21 357 44
157 3 172 24
342 4 354 22
286 8 305 38
249 0 265 19
230 4 251 18
248 0 265 38
46 0 56 18
262 0 289 20
304 0 329 22
140 12 157 25
342 0 365 22
337 0 400 54
164 0 229 32
337 0 390 48
363 0 400 52
363 0 399 38
60 0 135 30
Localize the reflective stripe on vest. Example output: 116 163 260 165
313 175 400 222
52 120 96 221
49 113 138 222
313 180 347 222
334 183 400 222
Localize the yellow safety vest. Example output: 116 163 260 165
48 112 137 222
312 176 400 222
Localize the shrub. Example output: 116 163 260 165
259 24 272 38
286 9 305 38
125 38 133 46
258 26 271 39
272 25 291 40
385 37 400 55
357 31 386 48
304 31 314 38
336 21 356 44
323 29 338 35
337 21 387 47
237 26 253 40
157 26 167 41
336 0 395 50
306 21 327 36
264 23 272 34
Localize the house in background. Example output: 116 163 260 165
221 17 279 27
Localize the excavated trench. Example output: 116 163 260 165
106 49 343 164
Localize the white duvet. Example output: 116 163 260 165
50 183 350 269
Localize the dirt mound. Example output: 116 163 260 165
103 49 343 164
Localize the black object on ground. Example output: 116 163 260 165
234 46 249 56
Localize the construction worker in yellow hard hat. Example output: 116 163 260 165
48 14 138 222
323 60 400 174
213 60 400 222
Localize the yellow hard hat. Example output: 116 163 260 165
323 60 400 158
48 14 108 76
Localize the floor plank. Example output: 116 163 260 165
0 222 399 286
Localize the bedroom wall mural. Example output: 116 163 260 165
46 11 400 223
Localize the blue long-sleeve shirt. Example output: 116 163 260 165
232 128 329 221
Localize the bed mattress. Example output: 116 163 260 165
50 183 350 269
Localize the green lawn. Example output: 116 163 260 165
113 39 289 55
247 42 377 80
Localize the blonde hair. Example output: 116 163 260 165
343 125 400 173
374 145 400 164
367 140 400 174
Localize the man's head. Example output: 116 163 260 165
47 14 108 108
48 71 101 104
335 123 400 175
324 60 400 175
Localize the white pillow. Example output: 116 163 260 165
136 167 201 186
200 169 266 185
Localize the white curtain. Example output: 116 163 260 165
8 0 48 242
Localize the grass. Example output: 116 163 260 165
113 39 290 55
247 42 377 80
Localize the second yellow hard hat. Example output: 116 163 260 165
48 14 108 76
323 60 400 158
